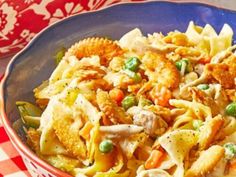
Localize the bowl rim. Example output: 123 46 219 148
1 0 236 176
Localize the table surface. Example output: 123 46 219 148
1 0 236 176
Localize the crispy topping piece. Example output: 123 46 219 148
185 145 225 177
142 52 180 89
65 37 124 66
96 90 132 124
53 111 87 160
198 115 224 150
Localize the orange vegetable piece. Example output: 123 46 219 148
109 88 125 105
198 57 211 64
144 150 164 169
102 115 113 126
150 84 172 107
230 159 236 170
79 122 94 140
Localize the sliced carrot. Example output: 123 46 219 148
102 115 113 126
198 57 211 64
150 84 171 107
79 122 93 140
144 150 165 169
230 159 236 170
109 88 124 105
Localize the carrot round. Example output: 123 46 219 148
109 88 124 105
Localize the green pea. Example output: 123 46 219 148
175 59 191 73
55 47 66 65
123 69 142 83
121 95 137 110
99 140 114 153
124 57 141 72
197 84 210 90
224 143 236 159
192 120 203 131
138 97 153 107
225 102 236 117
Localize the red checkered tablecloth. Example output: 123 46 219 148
0 125 31 177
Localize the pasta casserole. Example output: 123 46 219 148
16 21 236 177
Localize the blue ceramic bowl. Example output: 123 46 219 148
1 1 236 176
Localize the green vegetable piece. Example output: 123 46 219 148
23 116 41 129
55 47 66 65
124 57 141 72
123 69 142 83
99 140 114 153
197 84 210 90
16 101 42 128
175 59 188 70
139 97 153 107
175 59 191 73
226 102 236 117
192 119 203 131
121 95 137 110
133 73 142 83
224 143 236 159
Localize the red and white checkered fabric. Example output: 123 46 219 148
0 124 31 177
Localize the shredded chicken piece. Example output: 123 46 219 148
142 52 180 89
185 145 225 177
96 89 132 124
133 110 167 137
65 37 124 66
128 106 168 137
145 105 171 123
99 124 143 137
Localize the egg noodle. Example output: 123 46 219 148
17 21 236 177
